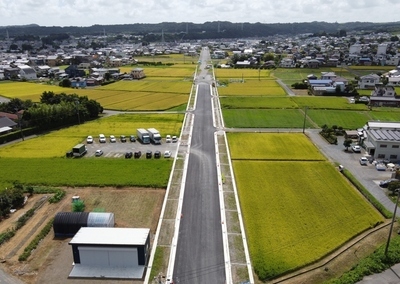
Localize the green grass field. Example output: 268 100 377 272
223 109 314 128
218 79 286 96
0 158 171 187
220 97 296 109
228 133 384 280
306 109 373 129
215 68 272 79
0 113 184 158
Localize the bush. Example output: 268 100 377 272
48 189 66 203
72 200 85 212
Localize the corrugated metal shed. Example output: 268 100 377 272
53 212 115 238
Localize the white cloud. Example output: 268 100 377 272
0 0 398 26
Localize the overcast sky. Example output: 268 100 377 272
1 0 399 27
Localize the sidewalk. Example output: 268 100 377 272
356 263 400 283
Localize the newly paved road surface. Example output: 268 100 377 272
172 51 225 283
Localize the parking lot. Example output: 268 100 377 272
83 135 178 159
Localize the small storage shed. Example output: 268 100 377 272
53 212 114 238
68 227 150 279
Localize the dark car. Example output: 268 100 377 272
146 150 152 159
120 135 127 143
125 151 133 159
154 150 161 159
134 151 141 159
130 135 136 142
379 178 399 188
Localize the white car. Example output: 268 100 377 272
99 134 106 143
359 156 368 165
166 135 171 143
164 150 172 158
95 149 103 157
351 145 361 153
86 135 93 144
172 136 178 143
110 135 116 143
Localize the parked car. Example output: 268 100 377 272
134 150 141 159
146 150 152 159
164 150 172 158
351 145 361 153
120 135 127 143
379 178 399 188
99 134 106 143
95 149 103 157
166 135 171 143
125 151 133 159
130 135 136 142
86 135 93 144
172 136 178 143
359 156 368 165
110 135 116 143
154 150 161 159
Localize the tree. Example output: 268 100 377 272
59 78 71 88
343 138 353 151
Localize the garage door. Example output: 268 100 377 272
79 246 138 267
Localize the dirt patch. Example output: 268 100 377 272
0 187 165 284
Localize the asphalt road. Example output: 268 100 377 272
172 51 225 283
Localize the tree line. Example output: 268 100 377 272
0 92 103 131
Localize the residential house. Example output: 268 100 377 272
361 121 400 162
3 67 20 80
46 55 60 67
0 116 17 134
358 74 380 89
19 65 37 80
279 58 295 68
320 72 337 80
369 84 400 107
388 77 400 86
65 65 86 78
131 68 145 79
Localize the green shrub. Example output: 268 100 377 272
0 229 15 245
48 189 66 203
72 200 85 212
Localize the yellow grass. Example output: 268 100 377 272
228 133 325 160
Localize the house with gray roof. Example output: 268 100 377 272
358 74 381 89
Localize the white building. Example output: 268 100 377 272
69 227 150 279
362 121 400 162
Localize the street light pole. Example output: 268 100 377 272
385 188 400 256
302 106 308 133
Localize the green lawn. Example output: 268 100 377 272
218 79 286 96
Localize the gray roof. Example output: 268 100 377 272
0 117 17 128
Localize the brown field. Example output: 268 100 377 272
0 187 165 284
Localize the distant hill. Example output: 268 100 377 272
1 21 400 40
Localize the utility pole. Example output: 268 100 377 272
385 189 400 256
15 109 24 141
75 100 81 125
302 106 308 133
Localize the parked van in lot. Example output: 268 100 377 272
99 134 106 143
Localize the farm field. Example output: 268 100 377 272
227 133 325 160
272 67 353 82
0 113 184 158
215 68 272 79
307 109 375 129
220 96 368 110
223 109 314 128
218 79 286 96
0 78 192 110
228 133 384 280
